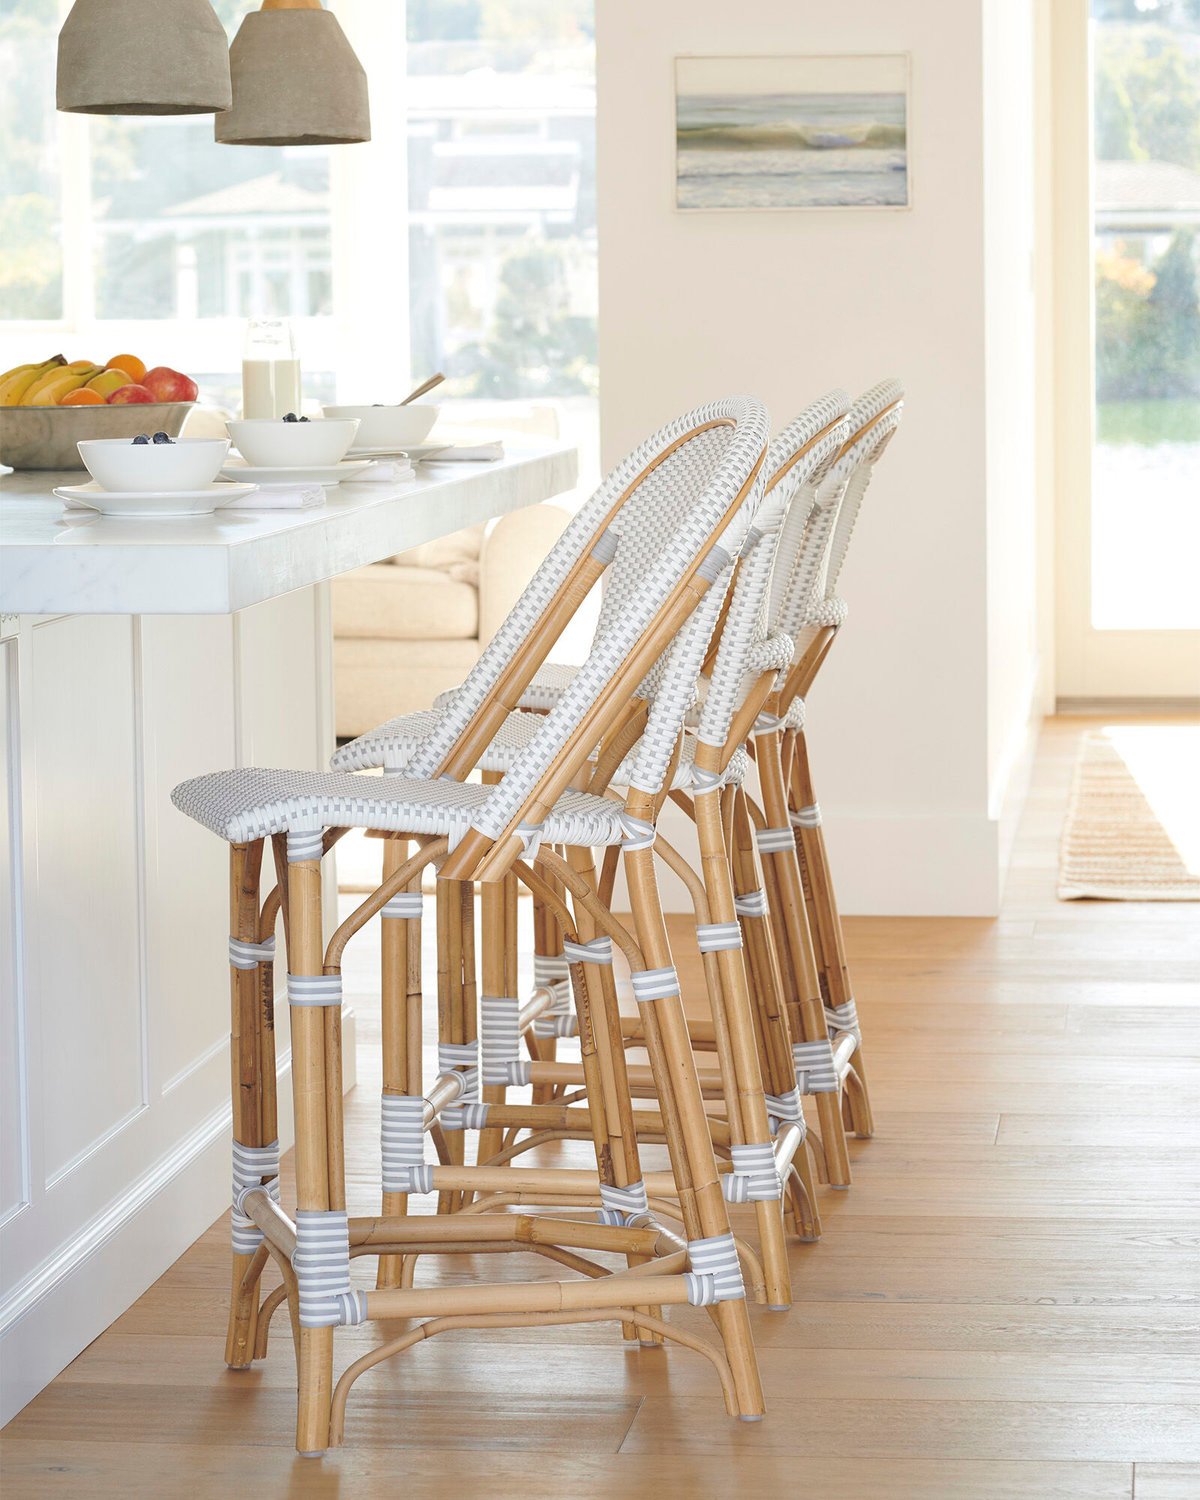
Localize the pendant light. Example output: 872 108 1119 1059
216 0 370 147
57 0 232 117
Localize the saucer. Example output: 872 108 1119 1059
222 457 374 485
55 480 259 518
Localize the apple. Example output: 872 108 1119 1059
142 366 198 403
107 384 155 404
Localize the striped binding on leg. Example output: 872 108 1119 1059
438 1041 484 1129
733 888 769 918
685 1232 745 1305
826 999 862 1043
532 952 574 1038
696 921 742 953
764 1087 805 1135
294 1210 367 1328
755 825 797 855
286 828 324 863
597 1179 653 1227
231 1140 280 1254
750 712 786 737
721 1142 783 1203
228 935 275 969
480 997 531 1087
382 892 423 920
630 967 680 1003
793 1038 839 1094
287 973 343 1007
789 803 822 829
380 1093 434 1192
616 813 656 850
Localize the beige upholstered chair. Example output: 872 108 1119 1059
333 403 572 738
332 504 569 738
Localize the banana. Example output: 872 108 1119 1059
21 367 98 406
0 356 69 406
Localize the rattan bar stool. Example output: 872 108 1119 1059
173 396 772 1456
332 391 853 1308
743 379 904 1185
489 383 904 1189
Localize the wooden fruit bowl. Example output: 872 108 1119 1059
0 402 193 471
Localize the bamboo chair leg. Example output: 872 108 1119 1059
435 877 469 1213
287 850 335 1458
564 844 662 1343
789 730 875 1139
694 790 792 1310
755 733 853 1188
624 842 765 1421
227 840 267 1368
378 837 410 1290
729 789 822 1234
474 769 509 1166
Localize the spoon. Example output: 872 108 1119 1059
399 372 446 406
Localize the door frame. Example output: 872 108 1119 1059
1050 0 1200 700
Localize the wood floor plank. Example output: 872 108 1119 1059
1134 1463 1200 1498
2 713 1197 1497
622 1395 1200 1462
0 1440 1137 1500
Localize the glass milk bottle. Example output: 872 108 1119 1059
241 318 301 418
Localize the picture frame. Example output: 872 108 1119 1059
674 53 912 213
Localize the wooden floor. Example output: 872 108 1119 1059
3 716 1199 1499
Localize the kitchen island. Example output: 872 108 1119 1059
0 441 578 1423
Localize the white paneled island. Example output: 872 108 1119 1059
0 441 577 1422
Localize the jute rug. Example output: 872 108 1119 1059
1058 725 1200 900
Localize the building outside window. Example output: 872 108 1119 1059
1 0 597 463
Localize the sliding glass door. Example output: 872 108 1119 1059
1055 0 1200 698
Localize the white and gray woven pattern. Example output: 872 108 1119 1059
721 1141 783 1203
333 702 748 794
693 394 847 754
230 1139 280 1255
684 1231 745 1305
821 378 903 605
172 767 665 849
404 397 767 786
473 402 769 836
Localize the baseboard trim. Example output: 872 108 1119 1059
0 1007 354 1426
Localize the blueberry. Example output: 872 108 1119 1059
152 431 172 444
283 412 298 422
132 434 150 445
300 415 310 422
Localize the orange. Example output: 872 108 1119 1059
60 387 105 405
106 353 146 383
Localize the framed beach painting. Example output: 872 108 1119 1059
674 54 910 212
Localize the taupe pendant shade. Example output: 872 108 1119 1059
215 2 370 147
57 0 232 116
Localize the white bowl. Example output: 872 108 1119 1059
322 404 438 451
77 436 230 493
226 417 359 468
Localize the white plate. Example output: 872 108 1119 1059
54 480 259 517
348 443 451 461
222 457 374 485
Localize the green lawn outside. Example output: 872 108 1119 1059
1097 399 1200 445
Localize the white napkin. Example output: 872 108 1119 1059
349 458 416 482
424 439 504 462
223 483 325 510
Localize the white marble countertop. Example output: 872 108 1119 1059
0 441 578 615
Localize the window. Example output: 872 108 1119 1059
1091 0 1200 629
0 1 62 321
0 0 338 411
0 0 598 461
406 1 598 477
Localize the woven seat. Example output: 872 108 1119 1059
332 706 750 789
172 765 644 849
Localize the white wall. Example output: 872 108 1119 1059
596 0 1042 915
